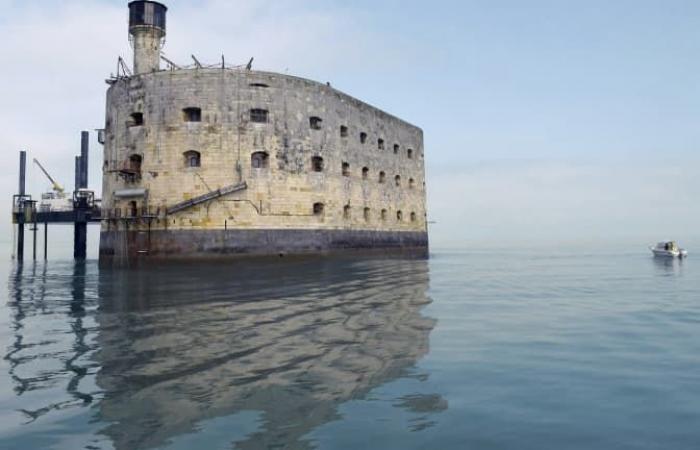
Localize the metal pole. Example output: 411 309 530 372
74 131 89 260
44 222 48 260
32 221 37 261
74 223 87 260
75 156 81 192
80 131 89 189
17 151 26 262
19 151 26 196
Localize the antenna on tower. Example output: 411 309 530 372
117 56 132 78
160 54 181 70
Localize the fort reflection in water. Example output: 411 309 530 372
4 257 443 449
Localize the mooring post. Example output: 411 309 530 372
16 151 26 262
44 222 48 260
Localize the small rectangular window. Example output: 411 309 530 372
129 112 144 127
250 108 269 123
360 132 367 144
378 139 384 150
183 107 201 122
310 116 323 130
340 125 348 137
312 156 324 172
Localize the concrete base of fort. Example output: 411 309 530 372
99 229 429 264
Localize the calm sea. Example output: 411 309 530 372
1 246 699 449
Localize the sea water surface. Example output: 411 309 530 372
1 246 699 449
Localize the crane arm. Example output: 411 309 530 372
33 158 65 194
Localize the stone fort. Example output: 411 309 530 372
100 1 428 261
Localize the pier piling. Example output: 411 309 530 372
16 151 26 262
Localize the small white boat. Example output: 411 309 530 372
649 241 688 258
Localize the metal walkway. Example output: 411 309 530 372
166 181 247 215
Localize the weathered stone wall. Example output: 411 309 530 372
101 68 427 258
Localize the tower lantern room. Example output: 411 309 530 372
128 1 167 75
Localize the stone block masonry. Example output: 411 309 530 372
100 68 428 261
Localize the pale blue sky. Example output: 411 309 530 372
0 0 698 254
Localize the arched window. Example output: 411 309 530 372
184 150 201 168
342 162 350 177
364 207 370 222
407 148 414 159
129 154 142 172
396 210 403 222
183 107 201 122
381 209 388 221
310 116 323 130
251 151 269 169
250 108 268 123
393 144 399 155
313 202 325 215
394 175 401 187
360 132 367 144
362 167 369 180
409 178 415 189
410 212 417 222
379 171 386 184
311 156 324 172
343 204 351 219
129 112 143 127
378 138 384 150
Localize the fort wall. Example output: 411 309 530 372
100 69 428 260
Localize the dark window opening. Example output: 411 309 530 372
407 148 414 159
409 178 415 189
313 202 325 215
310 116 323 130
312 156 324 172
381 209 388 221
393 144 399 154
184 150 201 168
360 132 367 144
342 162 350 177
129 112 143 127
249 83 269 88
183 107 202 122
364 207 370 222
395 175 401 186
250 108 269 123
378 138 384 150
340 125 348 137
129 201 138 218
379 171 386 184
251 151 269 169
343 204 351 220
362 167 369 180
397 210 403 221
410 212 417 222
129 154 142 172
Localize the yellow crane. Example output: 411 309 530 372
33 158 65 197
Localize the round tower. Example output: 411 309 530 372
128 1 167 75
